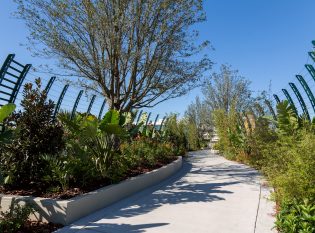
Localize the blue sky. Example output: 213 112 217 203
1 0 315 118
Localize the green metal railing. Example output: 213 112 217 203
0 54 31 106
0 54 167 129
289 82 310 121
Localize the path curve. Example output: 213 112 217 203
56 150 276 233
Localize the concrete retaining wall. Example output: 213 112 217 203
0 156 182 225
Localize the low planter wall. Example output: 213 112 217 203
0 156 182 225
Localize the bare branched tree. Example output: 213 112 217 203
185 96 213 133
15 0 212 111
202 64 252 113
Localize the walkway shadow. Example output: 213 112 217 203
66 158 238 232
82 223 169 233
188 159 261 186
60 151 263 232
56 222 169 233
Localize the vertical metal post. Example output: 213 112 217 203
308 52 315 63
282 89 299 116
54 84 69 119
145 112 152 126
289 82 310 121
86 95 96 115
273 94 281 104
153 114 159 129
71 90 83 119
44 76 56 95
264 100 277 121
305 64 315 81
159 116 167 131
98 99 107 120
135 110 143 125
296 75 315 113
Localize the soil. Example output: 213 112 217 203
0 157 177 232
16 221 63 233
0 157 177 200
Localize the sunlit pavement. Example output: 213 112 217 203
56 150 276 233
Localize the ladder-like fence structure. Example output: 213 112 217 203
256 40 315 121
0 54 31 106
0 54 168 131
224 40 315 126
4 39 315 132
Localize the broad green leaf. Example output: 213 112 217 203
4 175 12 184
100 123 126 135
0 103 16 122
102 110 120 125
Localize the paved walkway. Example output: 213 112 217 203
56 150 276 233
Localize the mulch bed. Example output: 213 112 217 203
0 157 177 232
0 158 176 200
16 221 63 233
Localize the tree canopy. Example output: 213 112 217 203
202 64 252 113
15 0 211 111
185 96 212 133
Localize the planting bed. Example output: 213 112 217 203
0 156 182 226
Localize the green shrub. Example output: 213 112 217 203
0 103 16 123
262 131 315 202
185 121 200 151
0 103 16 144
52 110 133 188
211 97 315 232
120 138 177 170
275 200 315 233
163 114 189 153
212 107 244 160
0 79 65 188
0 201 33 233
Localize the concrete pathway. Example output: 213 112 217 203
56 150 276 233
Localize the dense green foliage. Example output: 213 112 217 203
0 103 16 144
185 97 213 150
0 201 33 233
0 79 64 188
120 138 180 170
275 200 315 233
0 103 15 123
163 114 204 152
0 80 189 197
213 100 315 232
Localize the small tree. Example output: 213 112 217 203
185 96 213 136
202 64 252 113
15 0 212 111
0 79 64 188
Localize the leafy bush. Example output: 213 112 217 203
0 200 33 233
59 110 126 179
0 90 185 196
262 131 315 202
0 79 65 188
0 103 16 144
275 200 315 233
0 103 15 123
212 107 247 160
213 99 315 231
163 114 188 153
185 120 200 151
120 138 177 170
